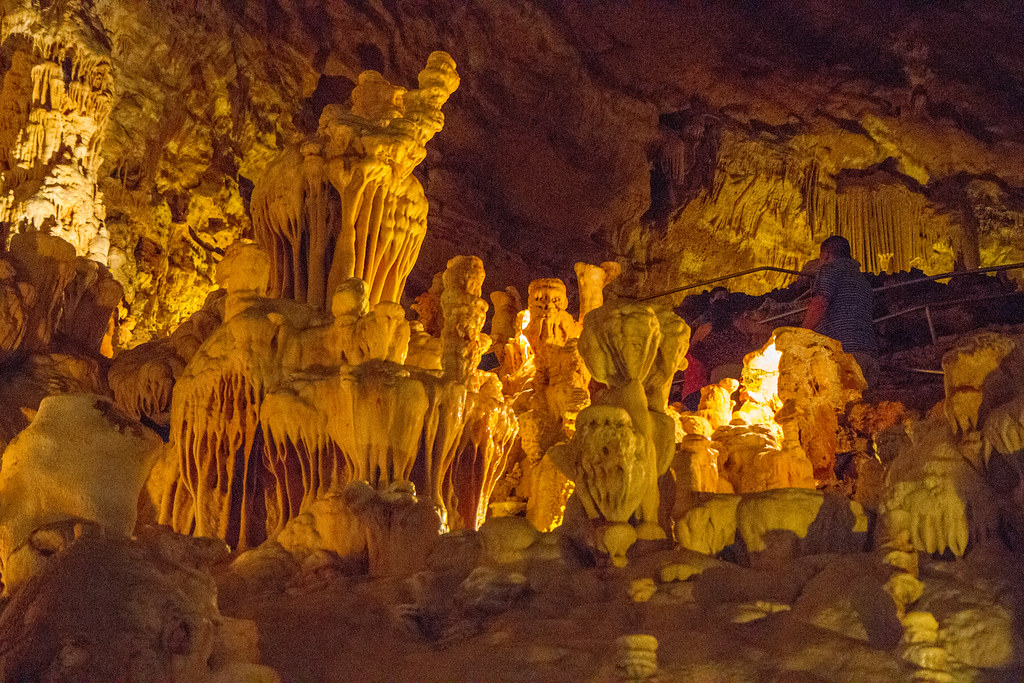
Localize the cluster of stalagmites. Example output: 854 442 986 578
1 40 1023 678
126 244 516 554
3 223 1024 677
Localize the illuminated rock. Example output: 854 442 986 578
672 434 727 499
440 255 488 382
574 261 621 322
108 240 268 423
156 250 515 549
488 286 522 344
411 272 445 337
741 327 865 484
614 634 658 680
877 332 1024 558
984 392 1024 461
550 406 649 529
524 278 579 349
673 494 740 555
0 233 121 364
0 394 161 593
513 277 589 532
674 489 868 562
341 481 443 577
0 3 115 262
879 417 995 557
711 422 811 494
551 300 689 562
941 331 1018 441
697 378 738 430
251 53 459 309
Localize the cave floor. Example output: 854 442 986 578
220 545 946 682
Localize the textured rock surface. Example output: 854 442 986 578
3 1 1023 346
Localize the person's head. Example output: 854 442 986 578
708 296 734 330
820 235 852 264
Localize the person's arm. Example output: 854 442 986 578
802 294 827 331
691 321 712 345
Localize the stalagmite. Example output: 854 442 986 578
551 299 689 563
574 261 621 322
251 53 460 309
514 277 588 531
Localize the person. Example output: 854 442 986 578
689 294 749 385
801 235 879 387
689 286 729 345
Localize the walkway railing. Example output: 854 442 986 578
754 261 1024 335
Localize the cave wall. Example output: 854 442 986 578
2 0 1023 345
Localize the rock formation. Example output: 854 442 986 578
152 246 515 550
550 299 689 564
0 3 1023 681
251 53 459 309
0 0 115 261
0 394 161 593
0 528 276 681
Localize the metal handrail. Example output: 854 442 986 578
873 261 1024 291
637 266 805 301
754 261 1024 325
640 260 1024 307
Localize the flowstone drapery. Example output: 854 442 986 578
880 331 1024 557
107 239 268 424
154 247 516 550
250 52 459 309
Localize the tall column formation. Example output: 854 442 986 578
251 52 460 309
0 2 115 262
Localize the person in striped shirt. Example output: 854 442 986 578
801 235 879 387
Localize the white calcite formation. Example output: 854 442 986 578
550 298 689 565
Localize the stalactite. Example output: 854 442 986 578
831 181 955 275
0 8 115 262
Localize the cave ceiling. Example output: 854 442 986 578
2 0 1023 346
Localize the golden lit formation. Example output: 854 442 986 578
2 4 1024 680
